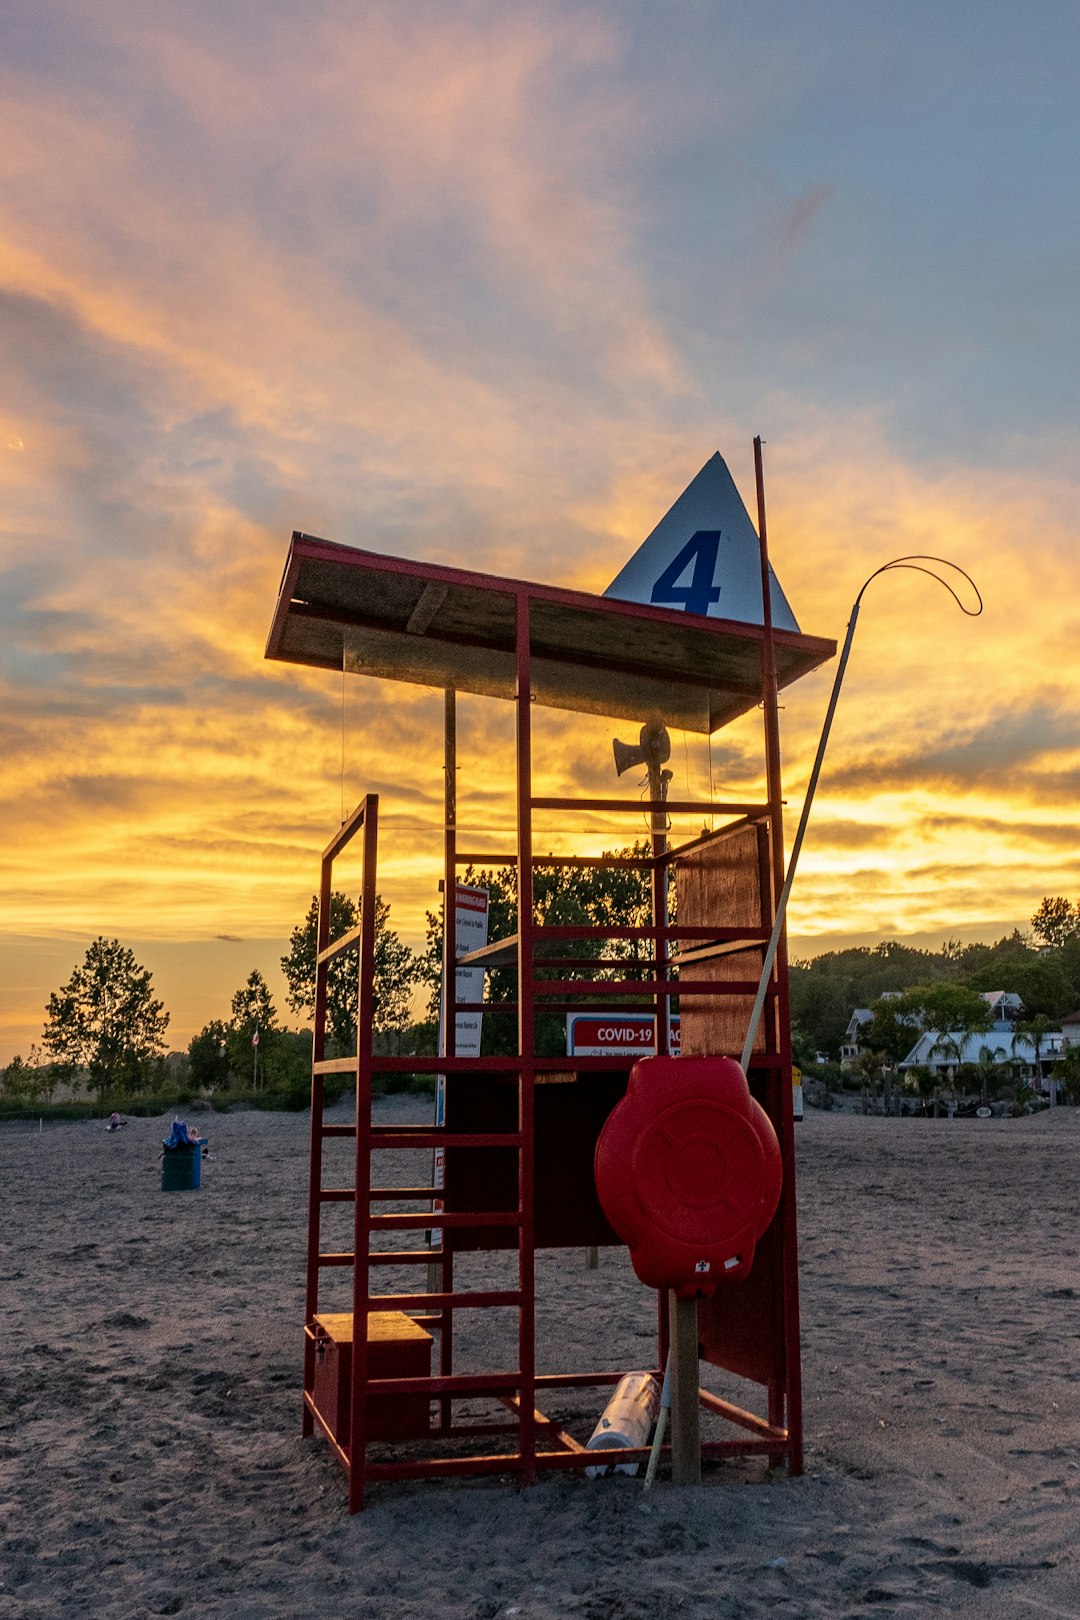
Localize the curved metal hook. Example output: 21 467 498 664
739 552 984 1073
854 554 984 618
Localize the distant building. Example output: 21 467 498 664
981 990 1023 1029
845 989 1062 1085
839 1009 873 1067
899 1026 1063 1082
839 991 904 1068
1060 1011 1080 1048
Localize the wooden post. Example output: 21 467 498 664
650 755 700 1483
668 1291 702 1485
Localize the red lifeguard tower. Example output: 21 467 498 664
265 476 834 1509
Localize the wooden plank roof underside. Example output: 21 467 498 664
266 534 836 735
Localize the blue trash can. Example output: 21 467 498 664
161 1123 207 1191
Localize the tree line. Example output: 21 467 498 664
1 848 653 1106
5 881 1077 1109
789 895 1080 1071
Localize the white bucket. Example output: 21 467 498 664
585 1372 661 1478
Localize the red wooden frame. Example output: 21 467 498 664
291 518 816 1511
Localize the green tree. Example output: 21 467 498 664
849 1047 888 1111
955 928 1032 979
1014 1011 1055 1086
1031 897 1078 949
42 938 169 1102
972 1041 1011 1104
889 983 993 1103
1011 956 1072 1020
0 1044 56 1105
1058 935 1080 1010
903 1063 938 1111
1053 1045 1080 1105
893 983 994 1046
227 970 278 1086
788 973 851 1060
418 848 655 1055
230 969 278 1033
864 997 920 1063
1 1054 41 1104
282 892 418 1050
187 1019 231 1091
789 940 954 1062
264 1028 314 1091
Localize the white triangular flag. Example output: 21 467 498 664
604 452 800 631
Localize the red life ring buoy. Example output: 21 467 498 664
594 1055 782 1298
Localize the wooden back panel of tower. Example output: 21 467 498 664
674 820 773 1058
673 817 788 1394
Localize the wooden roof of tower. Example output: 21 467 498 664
265 533 835 733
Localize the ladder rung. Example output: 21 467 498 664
319 1128 523 1146
369 1250 442 1266
370 1210 521 1231
370 1289 521 1311
369 1187 441 1201
321 796 372 863
531 795 760 815
314 1059 357 1076
321 1249 449 1267
317 1187 442 1202
533 977 770 997
320 1192 453 1205
366 1373 523 1397
317 923 364 966
371 1130 522 1150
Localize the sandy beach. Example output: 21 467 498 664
4 1100 1080 1619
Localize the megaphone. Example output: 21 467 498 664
613 714 671 778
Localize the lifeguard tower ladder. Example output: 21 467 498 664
266 516 834 1510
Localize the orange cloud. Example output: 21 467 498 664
1 7 1078 1061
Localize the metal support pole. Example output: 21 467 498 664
443 689 457 1061
650 764 700 1476
740 597 862 1076
649 759 671 1057
347 797 379 1513
302 846 335 1437
432 690 456 1421
515 594 537 1484
643 1351 672 1489
753 435 803 1467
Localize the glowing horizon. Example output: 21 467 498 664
1 2 1077 1062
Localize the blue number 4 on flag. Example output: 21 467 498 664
649 531 723 616
604 452 800 632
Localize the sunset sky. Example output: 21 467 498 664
2 2 1078 1063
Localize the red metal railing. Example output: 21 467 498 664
302 568 803 1509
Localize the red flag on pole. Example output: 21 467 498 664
252 1027 260 1048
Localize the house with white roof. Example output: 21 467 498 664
898 1022 1063 1082
847 988 1062 1084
